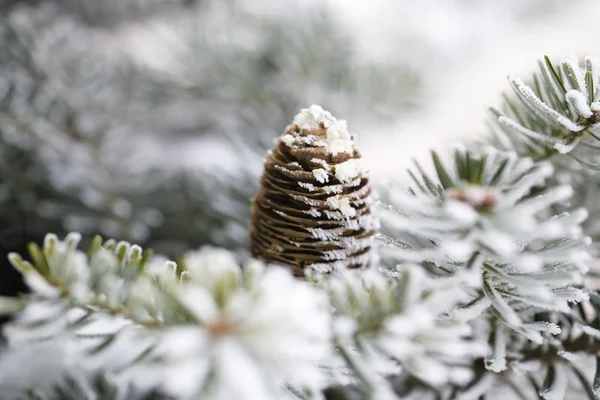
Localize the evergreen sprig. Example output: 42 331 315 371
376 146 598 398
490 55 600 167
1 233 337 399
314 266 487 397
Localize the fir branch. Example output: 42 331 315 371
377 146 592 390
2 233 333 399
489 55 600 167
313 266 487 391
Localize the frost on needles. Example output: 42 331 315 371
490 55 600 167
0 233 485 400
378 146 591 381
2 233 333 399
4 60 600 400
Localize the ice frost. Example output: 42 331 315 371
298 182 316 191
281 134 295 147
326 119 354 156
293 104 336 130
562 56 587 92
312 168 329 183
292 105 354 155
311 158 331 170
319 267 487 388
335 159 362 183
508 77 584 132
565 89 592 118
327 196 356 218
377 147 590 346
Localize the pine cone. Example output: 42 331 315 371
250 105 378 277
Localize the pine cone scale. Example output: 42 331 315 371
252 221 374 252
255 190 374 229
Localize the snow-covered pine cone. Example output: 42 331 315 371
250 105 379 277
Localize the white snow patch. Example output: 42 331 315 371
281 134 295 147
290 194 319 206
293 104 336 130
313 168 329 183
335 159 362 183
292 105 354 155
327 196 356 217
306 208 322 217
324 185 344 195
323 210 346 220
311 158 331 170
322 249 352 261
298 182 316 191
326 119 353 156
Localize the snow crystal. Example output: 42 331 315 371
323 210 346 220
274 210 287 217
307 262 336 274
298 182 316 191
324 185 344 195
293 104 336 130
281 134 295 147
274 164 306 177
327 196 356 218
292 105 354 155
335 159 362 183
305 208 322 218
308 228 340 241
326 119 353 156
322 249 352 261
311 158 331 170
312 168 329 183
290 194 320 207
552 286 589 303
345 177 363 188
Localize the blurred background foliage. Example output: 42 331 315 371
0 0 423 263
0 0 593 267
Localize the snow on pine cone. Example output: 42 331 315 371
250 105 379 277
